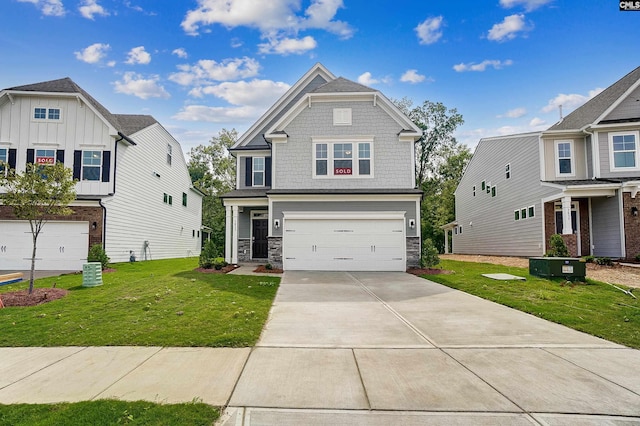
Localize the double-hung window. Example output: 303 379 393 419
555 140 573 176
313 139 373 178
35 149 56 166
610 132 638 170
82 151 102 181
252 157 265 186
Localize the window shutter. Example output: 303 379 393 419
265 157 272 187
26 149 34 165
102 151 111 182
8 149 17 169
56 149 65 164
245 157 252 187
73 150 82 180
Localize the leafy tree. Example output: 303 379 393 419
188 128 237 253
0 162 76 294
393 98 464 187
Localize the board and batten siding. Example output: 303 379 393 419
103 123 202 263
591 193 623 257
270 200 419 238
274 101 414 190
454 133 559 257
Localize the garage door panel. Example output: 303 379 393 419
283 217 406 272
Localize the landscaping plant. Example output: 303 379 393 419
420 238 440 268
546 234 570 257
87 244 110 270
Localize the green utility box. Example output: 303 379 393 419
82 262 103 287
529 257 586 280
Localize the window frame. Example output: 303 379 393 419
182 192 188 207
32 107 62 122
505 163 511 179
609 131 640 171
514 210 520 221
528 205 535 218
252 156 265 187
555 140 575 177
81 150 102 181
312 139 374 178
167 144 172 166
35 149 56 166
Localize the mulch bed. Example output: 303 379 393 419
0 288 69 307
194 264 239 274
407 268 452 276
253 265 284 274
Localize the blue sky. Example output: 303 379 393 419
1 0 638 155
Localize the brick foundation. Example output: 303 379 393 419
544 199 589 256
623 193 640 260
560 234 578 257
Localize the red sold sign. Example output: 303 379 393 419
334 167 352 175
36 157 55 165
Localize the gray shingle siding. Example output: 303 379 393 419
454 133 559 256
591 193 623 257
602 85 640 122
275 101 413 190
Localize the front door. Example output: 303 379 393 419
252 219 268 259
555 202 580 254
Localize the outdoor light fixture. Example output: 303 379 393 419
409 219 415 229
274 219 280 229
91 221 97 230
632 206 639 217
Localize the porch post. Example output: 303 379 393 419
224 205 232 263
444 230 449 254
232 205 239 264
561 196 572 234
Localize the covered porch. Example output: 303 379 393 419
221 190 269 265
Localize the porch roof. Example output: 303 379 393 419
220 189 269 199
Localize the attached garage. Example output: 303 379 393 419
282 212 406 271
0 221 89 271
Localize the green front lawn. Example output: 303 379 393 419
425 259 640 349
0 258 279 347
0 400 218 425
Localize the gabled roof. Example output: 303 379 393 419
311 77 375 94
546 66 640 132
2 77 156 143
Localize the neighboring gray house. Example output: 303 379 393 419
0 78 203 270
221 63 423 271
452 66 640 260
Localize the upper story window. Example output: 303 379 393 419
182 192 187 207
33 107 61 121
35 149 56 166
253 157 265 187
555 140 574 176
82 151 102 181
505 163 511 179
333 108 352 126
167 144 172 166
610 131 638 170
313 140 373 178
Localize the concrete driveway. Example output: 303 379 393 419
224 271 640 425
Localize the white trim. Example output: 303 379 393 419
268 193 421 203
592 131 601 178
554 139 575 177
618 190 626 259
608 130 640 172
252 156 265 187
222 198 269 207
588 197 594 255
593 77 640 125
333 108 352 126
312 139 374 179
32 106 63 123
282 211 406 220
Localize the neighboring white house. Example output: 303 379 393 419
451 66 640 260
0 78 203 270
221 63 423 271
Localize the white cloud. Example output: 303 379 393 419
453 59 513 72
529 117 546 127
79 0 109 19
415 16 443 45
497 107 526 118
357 72 379 86
541 88 603 113
500 0 552 11
258 36 317 55
181 0 353 39
18 0 65 16
169 57 260 86
113 72 170 99
125 46 151 65
400 69 427 84
74 43 110 64
172 48 188 59
487 14 529 42
172 104 258 122
189 79 290 107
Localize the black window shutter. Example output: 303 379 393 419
245 157 252 187
8 149 17 169
26 149 34 165
265 157 272 187
56 149 64 164
102 151 111 182
73 150 82 180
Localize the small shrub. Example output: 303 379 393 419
213 257 228 270
265 263 273 270
582 255 595 264
199 239 219 268
87 244 110 270
420 238 440 269
546 234 570 257
635 253 640 262
595 257 613 266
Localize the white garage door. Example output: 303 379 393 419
0 221 89 271
282 212 406 271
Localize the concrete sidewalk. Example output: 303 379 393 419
1 271 639 425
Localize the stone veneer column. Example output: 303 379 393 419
406 236 420 269
268 236 282 269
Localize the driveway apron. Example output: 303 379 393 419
225 271 640 425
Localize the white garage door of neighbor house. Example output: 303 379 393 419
282 214 406 271
0 221 89 271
